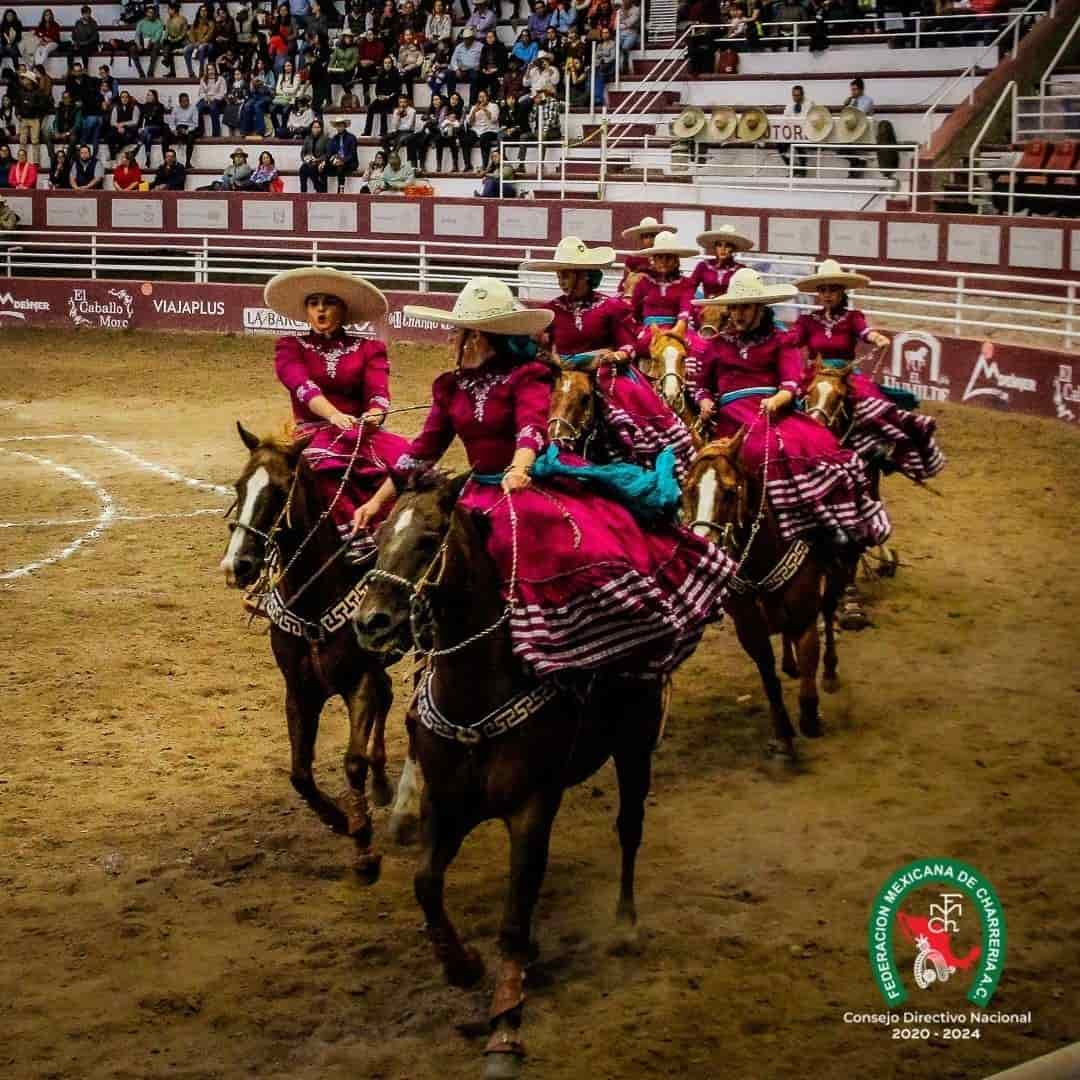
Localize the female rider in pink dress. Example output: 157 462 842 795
787 259 945 481
617 216 675 299
525 237 694 480
629 230 700 358
688 224 752 303
693 268 891 550
353 277 734 678
266 267 410 559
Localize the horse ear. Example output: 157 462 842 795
729 424 748 454
288 431 315 460
237 421 260 451
441 471 472 509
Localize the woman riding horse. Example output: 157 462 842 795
692 268 891 552
788 258 945 482
524 235 694 479
266 266 410 561
352 277 734 679
617 215 675 301
629 229 700 360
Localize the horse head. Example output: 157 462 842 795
647 329 688 410
220 422 312 588
804 354 855 432
621 269 644 301
548 357 599 452
352 468 473 659
681 426 749 546
696 303 727 340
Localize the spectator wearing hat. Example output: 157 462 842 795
526 52 560 98
329 28 359 92
324 117 359 192
525 84 560 161
298 118 329 191
450 27 483 99
149 146 186 189
364 55 402 136
215 147 254 189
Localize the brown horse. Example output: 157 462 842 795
353 469 664 1080
682 430 841 756
220 424 419 879
546 356 614 461
695 302 729 340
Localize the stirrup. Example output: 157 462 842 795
837 586 869 631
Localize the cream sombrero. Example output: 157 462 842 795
405 277 552 335
671 106 707 140
837 106 870 143
804 105 834 143
710 107 739 143
639 230 699 259
621 216 675 240
264 266 388 324
696 223 754 252
736 108 768 142
522 235 616 271
795 258 871 291
691 267 796 308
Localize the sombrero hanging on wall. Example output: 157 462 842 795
837 106 871 143
736 108 769 143
710 107 739 142
671 106 707 140
804 105 834 143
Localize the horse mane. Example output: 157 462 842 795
402 464 455 494
257 421 301 455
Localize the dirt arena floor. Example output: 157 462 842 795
1 328 1078 1080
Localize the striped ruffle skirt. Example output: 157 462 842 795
847 374 946 482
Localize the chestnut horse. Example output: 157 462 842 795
640 329 701 441
353 470 664 1080
682 429 841 756
220 424 421 878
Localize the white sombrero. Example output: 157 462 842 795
639 230 699 259
710 107 739 142
692 267 796 308
264 266 388 324
405 277 553 335
621 216 675 239
837 106 870 143
522 235 616 271
804 105 834 143
736 108 769 142
795 258 871 291
671 107 707 140
696 224 754 252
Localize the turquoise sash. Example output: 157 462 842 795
821 357 862 373
644 315 676 326
719 386 776 407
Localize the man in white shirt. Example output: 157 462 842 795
781 83 810 178
384 93 419 160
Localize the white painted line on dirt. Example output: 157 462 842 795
0 507 225 530
0 448 116 580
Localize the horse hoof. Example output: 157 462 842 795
448 946 486 989
878 546 899 578
389 811 419 846
822 674 839 695
608 922 643 957
766 737 797 761
838 605 869 631
370 773 395 809
354 848 382 885
800 715 824 739
483 1043 525 1080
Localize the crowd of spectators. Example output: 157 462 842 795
0 0 639 191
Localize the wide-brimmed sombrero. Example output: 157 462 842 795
837 106 870 143
794 258 871 291
405 277 553 335
522 235 616 271
736 108 768 142
621 216 675 240
692 267 796 308
696 223 754 252
671 106 707 140
710 107 738 142
804 105 834 142
639 230 699 259
263 266 388 324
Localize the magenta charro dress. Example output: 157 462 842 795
630 271 697 357
275 330 410 547
694 323 891 548
788 308 945 481
544 290 694 480
397 356 734 677
617 253 651 299
689 256 744 300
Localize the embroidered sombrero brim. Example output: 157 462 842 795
264 267 388 324
403 302 553 335
696 228 754 252
795 259 871 290
522 244 616 271
621 218 675 239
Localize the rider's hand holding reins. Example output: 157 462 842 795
351 476 396 534
699 398 715 421
868 331 890 350
761 389 794 416
360 407 387 428
502 448 536 495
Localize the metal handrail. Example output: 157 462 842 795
1040 8 1080 97
968 80 1016 201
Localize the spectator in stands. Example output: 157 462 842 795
137 88 168 164
475 29 507 100
304 0 331 45
553 0 578 34
842 76 874 177
70 6 99 72
565 54 589 105
30 10 59 68
0 10 22 75
475 148 515 196
375 0 399 50
15 69 49 167
166 91 199 167
356 28 385 101
290 0 312 25
298 118 329 190
564 26 587 65
186 6 215 77
235 2 260 70
424 43 453 99
781 82 809 177
434 91 465 171
329 28 359 92
358 148 387 191
47 91 80 166
98 65 120 102
365 55 401 136
48 145 72 188
210 7 239 64
617 0 641 69
501 57 526 103
248 149 279 190
106 90 142 162
325 117 359 191
450 27 482 99
380 149 415 191
68 70 105 160
69 143 104 190
0 143 10 185
8 146 36 189
426 0 454 47
112 149 143 191
269 59 302 133
0 91 17 139
415 93 442 171
462 87 499 170
512 28 539 67
398 0 425 37
526 52 560 98
197 62 228 136
150 146 186 189
397 29 424 97
465 0 496 36
345 0 369 36
499 90 530 160
541 26 564 68
202 146 253 189
285 97 316 137
267 25 290 73
384 92 419 159
129 5 166 79
527 83 560 155
527 1 552 38
595 26 616 101
162 4 191 77
239 61 275 136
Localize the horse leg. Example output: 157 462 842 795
821 569 840 694
485 790 562 1080
364 666 395 808
342 669 389 882
795 620 823 739
733 610 797 756
838 552 869 631
286 686 351 834
388 734 422 846
781 634 800 678
415 790 485 989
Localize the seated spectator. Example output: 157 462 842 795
70 6 100 72
526 52 560 98
512 29 539 67
465 0 497 37
112 149 142 191
0 9 22 74
8 146 37 189
499 91 530 158
239 60 275 136
325 117 359 192
381 149 415 191
587 0 615 38
462 87 499 170
563 26 586 65
48 145 72 188
329 28 359 91
210 7 238 63
97 65 120 102
357 29 386 102
138 88 168 165
541 26 564 67
595 26 616 100
67 67 104 159
234 2 259 69
267 26 291 74
0 144 11 185
359 148 387 192
398 0 426 37
475 148 515 196
150 146 186 189
424 43 454 100
425 0 454 47
365 55 401 136
162 3 191 77
433 91 465 171
384 92 420 160
553 0 578 34
197 63 228 136
166 91 199 167
565 55 589 106
201 147 253 190
450 27 482 100
528 1 553 39
269 60 302 135
501 58 527 103
375 0 399 51
285 99 316 138
130 5 166 79
184 5 214 77
526 84 560 155
47 91 80 167
298 118 329 191
31 10 60 68
0 94 16 140
107 90 142 163
248 149 279 190
69 142 104 190
618 0 641 67
397 30 424 96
